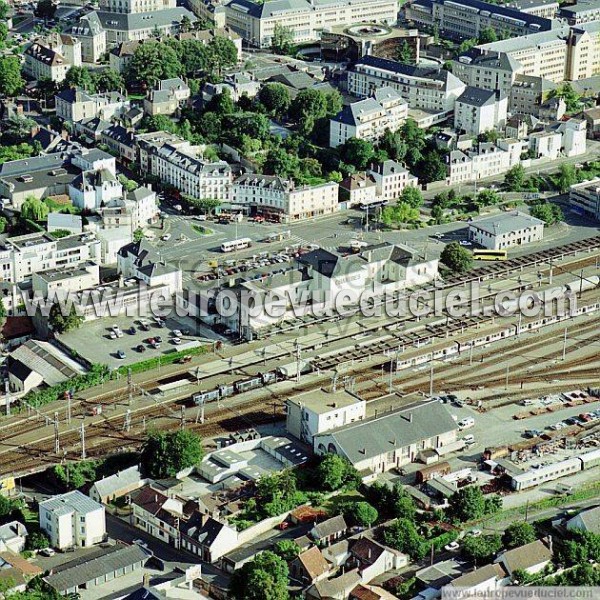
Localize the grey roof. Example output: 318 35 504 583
95 8 196 32
455 49 522 72
311 515 347 540
371 159 410 178
308 569 361 599
0 522 27 543
314 400 457 464
45 543 149 592
40 490 102 517
71 12 104 37
227 0 388 18
498 539 552 573
469 210 545 235
449 564 508 588
128 187 155 203
567 506 600 534
102 123 136 146
47 212 83 231
182 516 228 547
332 97 386 127
0 152 73 178
158 77 189 92
457 86 499 107
559 0 600 15
92 465 142 499
152 144 231 176
234 174 291 191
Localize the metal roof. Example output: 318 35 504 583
40 490 103 517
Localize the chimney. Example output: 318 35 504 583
154 494 158 503
30 124 40 138
547 535 553 553
143 574 151 588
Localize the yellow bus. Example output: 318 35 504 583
472 249 508 261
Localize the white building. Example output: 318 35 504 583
144 78 190 117
454 87 508 136
286 388 367 446
70 12 107 63
313 399 458 473
0 522 28 554
56 87 130 123
99 0 176 13
368 160 419 202
329 86 408 148
39 491 106 550
348 56 466 122
224 0 399 48
495 540 552 577
229 175 339 222
23 34 82 83
468 211 545 250
32 262 100 298
569 177 600 220
101 186 159 231
147 143 232 202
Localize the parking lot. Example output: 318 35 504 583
58 314 220 369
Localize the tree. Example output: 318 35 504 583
555 163 578 193
49 303 84 334
476 189 500 206
289 89 328 136
271 23 294 55
0 217 7 235
273 540 300 561
140 430 204 478
180 14 192 33
339 138 375 170
2 116 37 144
21 196 49 221
264 147 300 179
93 68 124 93
458 38 478 54
549 82 581 113
383 519 427 560
117 174 139 192
504 164 526 191
530 202 563 225
35 0 57 20
478 27 498 44
207 88 236 115
461 534 502 564
316 454 360 491
0 495 15 518
207 37 238 75
397 40 415 65
231 551 289 600
64 66 95 92
503 522 536 549
400 119 426 168
26 531 50 551
127 41 182 88
133 228 144 242
258 83 291 116
0 143 36 164
399 186 423 208
450 486 486 521
0 57 24 97
379 128 407 162
419 150 447 184
344 501 379 527
185 197 221 215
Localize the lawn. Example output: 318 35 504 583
321 490 364 515
192 224 213 236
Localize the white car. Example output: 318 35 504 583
458 417 475 430
445 541 460 552
172 330 182 337
132 539 149 549
161 234 171 241
459 240 472 246
109 331 117 340
172 337 182 345
39 548 55 557
112 324 120 331
467 529 482 537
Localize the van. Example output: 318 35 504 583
458 417 475 430
462 434 475 445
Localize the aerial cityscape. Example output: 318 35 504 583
0 0 599 597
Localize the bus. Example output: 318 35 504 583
472 249 508 261
221 238 252 253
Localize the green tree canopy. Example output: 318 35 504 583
316 454 361 491
93 68 125 93
231 551 289 600
419 150 447 184
503 521 536 549
0 57 24 97
273 540 300 561
530 202 563 225
127 41 182 88
383 518 427 560
49 303 84 334
258 83 291 116
441 241 473 274
21 196 49 221
140 430 204 478
0 143 36 165
271 23 294 55
64 66 96 93
339 138 375 170
504 164 526 191
461 534 502 564
399 186 423 208
555 163 578 193
344 501 378 527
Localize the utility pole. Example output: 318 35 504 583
469 343 473 366
123 410 131 432
80 422 86 460
562 327 568 361
195 396 205 424
127 368 133 406
429 361 434 397
505 365 509 390
180 406 186 430
4 381 10 417
67 396 71 425
54 412 60 454
296 342 301 383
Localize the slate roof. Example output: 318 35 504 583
71 12 104 37
294 546 330 581
311 515 347 540
455 49 522 72
314 400 457 464
457 86 500 107
234 174 292 191
498 539 552 573
567 506 600 534
110 40 141 58
44 543 149 592
308 569 361 599
92 465 142 499
96 8 196 32
448 563 508 588
469 210 545 235
182 516 229 547
40 490 102 517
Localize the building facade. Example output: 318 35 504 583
569 178 600 220
454 87 508 135
24 34 82 82
468 211 545 249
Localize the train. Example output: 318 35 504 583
192 370 285 405
510 447 600 491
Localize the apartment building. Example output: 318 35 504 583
446 141 522 184
405 0 555 40
452 51 522 92
5 232 101 283
108 40 140 73
39 491 106 550
468 211 545 249
70 12 107 63
472 21 600 83
569 178 600 220
329 86 408 148
229 175 339 222
529 118 587 158
368 160 419 202
56 87 130 123
94 7 196 44
143 78 190 117
99 0 176 13
148 143 231 201
285 389 367 446
224 0 399 48
509 0 558 18
509 74 557 115
23 34 82 82
559 0 600 25
101 186 159 231
32 262 100 298
454 87 508 135
347 56 466 120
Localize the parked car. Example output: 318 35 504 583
172 330 182 337
459 240 472 246
525 429 543 438
458 417 475 430
128 326 136 335
445 541 460 552
136 344 146 353
39 548 55 557
109 331 117 340
117 350 126 359
172 337 182 345
161 234 171 241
